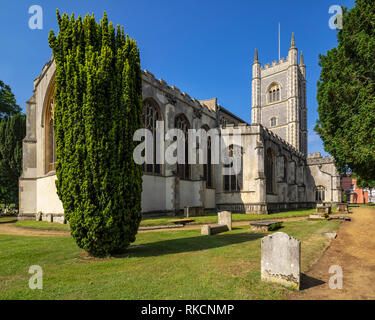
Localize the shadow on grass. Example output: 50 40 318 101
0 219 17 225
300 273 325 290
117 232 266 258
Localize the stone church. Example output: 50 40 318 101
18 34 342 221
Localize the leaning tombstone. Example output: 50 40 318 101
261 232 301 290
218 211 232 230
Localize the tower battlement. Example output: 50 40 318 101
251 33 308 156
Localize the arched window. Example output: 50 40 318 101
175 114 190 180
316 186 326 203
224 145 243 192
283 156 288 182
268 83 281 103
202 125 213 188
265 148 275 194
270 117 277 127
142 98 163 175
45 86 56 173
293 161 297 183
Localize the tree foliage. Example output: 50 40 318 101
0 114 26 207
49 11 143 257
0 80 21 119
315 0 375 180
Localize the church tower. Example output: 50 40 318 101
251 33 308 156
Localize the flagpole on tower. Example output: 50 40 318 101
278 22 281 60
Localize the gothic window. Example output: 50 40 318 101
175 114 190 180
270 117 277 127
268 83 281 104
283 156 288 182
45 87 56 173
224 145 243 192
202 125 213 188
293 161 297 183
142 98 163 175
315 186 326 203
265 148 275 194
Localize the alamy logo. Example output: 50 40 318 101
28 5 43 30
328 265 343 290
28 265 43 290
328 5 343 30
133 124 244 175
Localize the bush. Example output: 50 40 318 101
49 11 143 257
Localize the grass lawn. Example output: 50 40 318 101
349 203 375 207
12 209 316 232
0 219 340 300
140 209 316 227
15 220 70 232
0 216 18 224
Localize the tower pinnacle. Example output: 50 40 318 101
291 32 295 48
254 48 259 63
300 51 304 66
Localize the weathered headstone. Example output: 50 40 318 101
42 214 53 223
184 206 204 218
201 224 229 236
338 203 348 212
250 220 282 232
35 212 42 221
316 204 332 215
261 232 301 290
54 215 66 224
218 211 232 230
309 214 329 220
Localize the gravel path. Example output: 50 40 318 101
288 206 375 300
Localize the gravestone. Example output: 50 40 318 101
338 203 348 212
42 214 53 223
309 214 329 220
261 232 301 290
184 207 204 218
201 224 229 236
54 215 66 224
218 211 232 230
316 204 332 214
35 212 42 221
250 220 282 232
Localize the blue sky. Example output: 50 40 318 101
0 0 355 155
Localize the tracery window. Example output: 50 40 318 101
268 84 281 103
316 186 326 203
45 89 56 173
202 125 213 188
175 114 190 180
283 156 288 182
142 98 162 175
265 148 275 194
224 145 243 192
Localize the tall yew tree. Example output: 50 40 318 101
315 0 375 181
0 114 25 207
49 11 143 256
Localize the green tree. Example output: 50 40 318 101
0 114 26 208
0 80 21 119
354 174 375 189
49 11 143 257
315 0 375 181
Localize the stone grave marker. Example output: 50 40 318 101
218 211 232 230
261 232 301 289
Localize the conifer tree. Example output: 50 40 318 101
0 113 25 207
315 0 375 181
49 11 143 257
